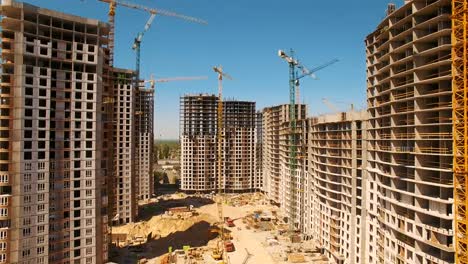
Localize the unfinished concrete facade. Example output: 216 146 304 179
261 104 308 229
255 112 263 191
180 94 257 192
180 94 217 191
366 1 454 263
112 68 138 224
135 85 154 200
0 1 111 263
305 111 367 264
223 100 256 191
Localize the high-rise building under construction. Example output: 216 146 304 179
136 85 154 200
261 104 308 229
180 94 258 192
112 68 138 224
305 111 367 264
365 1 454 263
0 1 112 262
111 72 154 223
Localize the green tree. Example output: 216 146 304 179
154 171 168 184
159 144 170 159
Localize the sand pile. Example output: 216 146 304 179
112 212 218 241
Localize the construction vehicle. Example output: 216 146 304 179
211 247 223 261
211 240 234 258
452 1 468 263
224 217 235 227
278 49 337 231
212 66 233 262
209 228 232 240
224 241 235 252
97 0 207 68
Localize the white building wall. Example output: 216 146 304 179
113 69 137 224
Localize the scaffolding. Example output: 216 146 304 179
452 0 468 263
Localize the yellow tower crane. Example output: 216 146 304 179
97 0 207 67
452 0 468 263
212 66 232 263
321 97 355 113
142 74 208 89
148 76 208 86
136 74 208 116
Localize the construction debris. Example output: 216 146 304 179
110 192 328 263
288 253 306 263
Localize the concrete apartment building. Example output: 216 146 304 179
261 106 368 262
365 1 454 263
261 104 308 229
255 112 263 191
136 85 154 200
223 100 257 191
180 94 257 192
112 68 138 224
0 1 111 263
180 94 217 191
305 111 367 264
111 73 154 224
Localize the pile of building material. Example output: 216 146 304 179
227 192 268 207
164 205 196 219
111 212 217 247
159 247 211 264
287 253 306 263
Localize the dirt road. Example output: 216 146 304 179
198 202 277 264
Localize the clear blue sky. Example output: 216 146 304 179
24 0 399 139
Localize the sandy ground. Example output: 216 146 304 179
198 203 277 264
110 193 326 264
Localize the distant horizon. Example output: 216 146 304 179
155 139 180 142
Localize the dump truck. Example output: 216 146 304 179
224 241 235 252
224 217 235 227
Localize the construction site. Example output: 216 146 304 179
0 0 467 263
109 192 328 264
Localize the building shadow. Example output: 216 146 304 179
138 196 215 221
110 220 221 262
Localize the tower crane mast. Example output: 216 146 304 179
97 0 207 68
278 49 337 231
213 66 232 262
452 0 468 263
132 13 156 82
